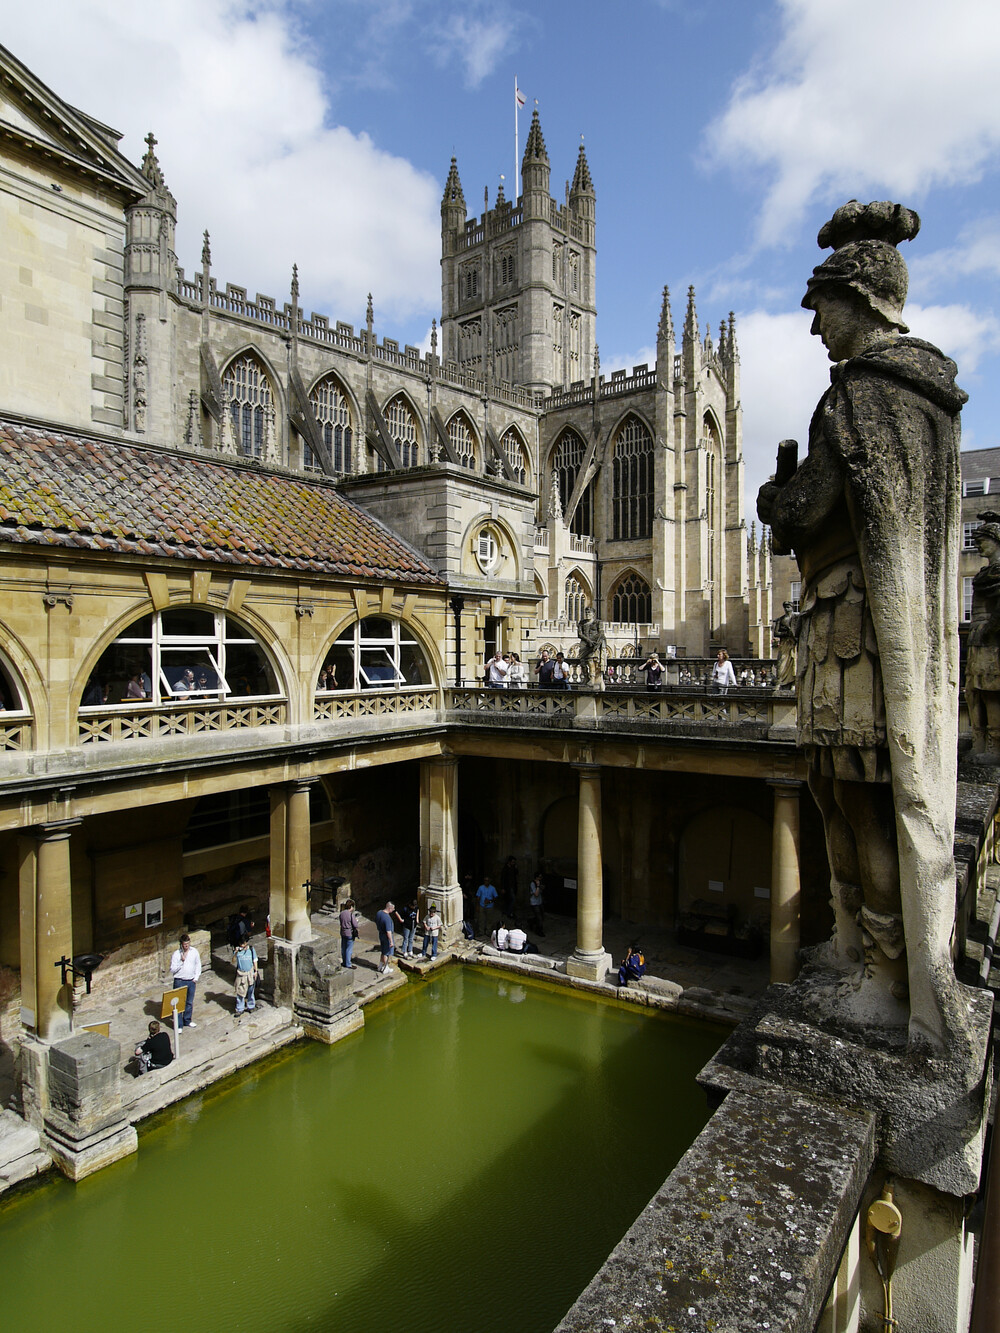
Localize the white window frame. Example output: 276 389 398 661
963 577 975 623
964 479 990 497
332 618 429 691
964 522 981 550
476 527 500 572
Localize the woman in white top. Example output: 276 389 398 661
507 652 526 688
711 650 736 695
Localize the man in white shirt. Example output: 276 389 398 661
486 653 509 687
169 933 202 1029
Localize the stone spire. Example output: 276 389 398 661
441 157 466 240
570 140 593 195
658 286 674 345
290 263 300 306
201 229 212 269
141 131 166 190
522 108 549 167
442 156 466 209
684 285 699 343
521 107 551 212
495 176 506 206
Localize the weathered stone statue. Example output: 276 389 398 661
771 601 799 692
577 606 606 684
965 514 1000 765
757 200 967 1053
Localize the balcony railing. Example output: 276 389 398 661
313 689 437 722
78 698 287 744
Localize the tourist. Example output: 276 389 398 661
486 651 509 687
506 923 527 954
134 1020 173 1074
617 946 646 988
640 653 663 691
710 650 736 695
507 652 526 688
475 875 498 936
233 935 259 1019
420 902 443 959
169 933 202 1028
126 671 146 700
491 919 509 950
551 652 571 689
175 667 197 694
375 900 402 974
227 905 253 949
500 855 518 917
339 897 360 968
535 650 555 688
528 873 545 935
401 898 419 958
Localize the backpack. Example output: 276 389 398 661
226 915 245 948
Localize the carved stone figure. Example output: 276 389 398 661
771 601 799 692
577 606 606 685
964 515 1000 765
757 200 967 1053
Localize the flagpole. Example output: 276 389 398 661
514 74 519 200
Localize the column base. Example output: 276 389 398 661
420 882 465 946
296 1006 364 1046
566 949 612 982
44 1119 138 1182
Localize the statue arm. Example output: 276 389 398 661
767 432 845 551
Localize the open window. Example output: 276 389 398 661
319 616 431 692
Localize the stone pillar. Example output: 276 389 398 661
44 1031 137 1180
21 822 79 1044
285 780 313 944
566 763 611 981
768 779 802 984
419 755 464 943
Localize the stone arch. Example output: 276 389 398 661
307 370 360 473
458 512 522 581
610 412 654 541
549 426 593 536
379 389 426 470
444 408 482 471
563 567 593 622
220 346 284 461
315 609 442 694
608 569 652 625
498 423 531 486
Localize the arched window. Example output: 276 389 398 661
81 608 281 708
0 658 27 713
552 429 593 536
500 426 529 485
564 574 588 623
703 415 723 629
223 352 274 459
612 415 653 541
318 617 431 692
611 573 651 626
309 375 353 473
386 395 420 469
448 413 479 470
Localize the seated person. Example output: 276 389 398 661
134 1020 173 1074
506 925 527 954
491 920 509 951
617 946 647 987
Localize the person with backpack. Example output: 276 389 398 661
227 906 253 949
233 936 259 1019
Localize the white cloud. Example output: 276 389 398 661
708 0 1000 242
909 217 1000 296
601 346 657 375
4 0 442 323
904 304 1000 375
429 11 516 88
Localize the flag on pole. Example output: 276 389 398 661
515 86 526 109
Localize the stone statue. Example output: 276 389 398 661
757 200 967 1053
577 607 606 684
771 601 799 693
964 514 1000 765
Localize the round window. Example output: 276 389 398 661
475 527 500 573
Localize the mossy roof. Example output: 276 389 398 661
0 421 443 585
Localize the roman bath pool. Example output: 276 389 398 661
0 967 723 1333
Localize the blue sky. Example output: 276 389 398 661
6 0 1000 520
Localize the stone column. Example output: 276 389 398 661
285 780 314 944
566 763 611 981
419 755 463 943
25 821 79 1044
768 779 802 984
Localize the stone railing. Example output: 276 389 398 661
313 689 437 722
446 687 577 719
534 527 550 551
0 716 32 751
78 698 287 744
569 533 595 554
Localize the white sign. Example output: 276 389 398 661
125 902 142 920
144 898 163 929
754 885 771 899
707 879 724 894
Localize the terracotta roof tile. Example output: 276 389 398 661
0 422 443 586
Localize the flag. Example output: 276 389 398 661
515 87 526 109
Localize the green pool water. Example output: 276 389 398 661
0 967 723 1333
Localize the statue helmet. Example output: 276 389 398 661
802 200 920 334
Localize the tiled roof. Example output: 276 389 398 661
961 446 1000 483
0 421 443 584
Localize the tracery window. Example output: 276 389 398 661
319 617 431 691
611 573 652 626
448 413 479 470
552 243 563 284
308 375 353 473
81 608 280 708
553 429 593 537
565 574 588 623
462 263 481 301
386 395 420 468
459 318 482 369
493 307 518 385
553 304 564 359
223 352 274 459
498 250 516 286
612 415 653 541
500 426 528 485
568 251 579 294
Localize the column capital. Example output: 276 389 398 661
286 778 316 795
571 761 601 775
32 818 83 842
766 778 804 793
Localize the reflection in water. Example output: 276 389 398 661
0 968 722 1333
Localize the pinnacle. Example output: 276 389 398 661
442 156 466 208
684 284 698 340
658 285 674 341
141 130 166 189
571 141 593 194
522 108 549 167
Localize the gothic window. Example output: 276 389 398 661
325 616 431 691
611 573 652 626
308 375 353 473
552 242 563 284
706 447 716 582
569 312 581 368
553 304 563 359
81 608 281 708
493 307 518 385
223 352 274 458
565 574 587 623
703 415 723 611
568 251 579 294
459 318 482 369
500 426 529 485
553 429 593 537
612 415 653 541
447 413 479 470
385 395 420 468
498 250 516 286
462 263 481 301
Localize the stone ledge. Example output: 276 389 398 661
554 1088 876 1333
